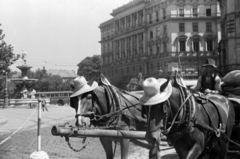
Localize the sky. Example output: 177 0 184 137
0 0 131 73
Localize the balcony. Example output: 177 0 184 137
169 13 220 18
162 51 217 58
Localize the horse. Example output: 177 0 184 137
141 75 235 159
70 74 146 159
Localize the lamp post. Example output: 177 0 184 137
3 70 8 108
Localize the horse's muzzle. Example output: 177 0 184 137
146 130 161 145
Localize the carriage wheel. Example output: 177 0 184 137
57 99 64 106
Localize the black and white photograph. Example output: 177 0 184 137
0 0 240 158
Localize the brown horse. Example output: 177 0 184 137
70 75 146 159
141 76 235 159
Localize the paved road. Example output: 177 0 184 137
0 105 178 159
0 125 178 159
1 105 238 159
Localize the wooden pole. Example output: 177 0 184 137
37 100 41 151
51 126 167 141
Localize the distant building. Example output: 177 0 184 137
47 69 77 82
218 0 240 74
99 0 220 86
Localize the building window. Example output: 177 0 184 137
193 38 200 52
150 46 153 54
139 10 143 25
163 8 166 19
179 6 184 17
156 11 159 22
206 5 211 16
193 6 198 17
179 39 186 51
179 23 185 32
192 23 198 32
163 42 167 52
206 22 212 32
133 66 135 72
139 65 142 72
150 64 153 72
150 30 153 39
157 27 161 37
127 67 129 73
156 44 160 54
149 13 152 24
207 38 213 51
164 25 167 33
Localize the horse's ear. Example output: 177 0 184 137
160 78 170 92
173 70 187 88
99 73 111 86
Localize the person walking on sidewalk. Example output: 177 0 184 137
41 94 48 111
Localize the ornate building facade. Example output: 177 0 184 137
99 0 220 86
218 0 240 73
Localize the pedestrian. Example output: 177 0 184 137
41 94 48 111
21 88 28 99
28 87 37 108
28 87 36 99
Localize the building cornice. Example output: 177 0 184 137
111 0 145 16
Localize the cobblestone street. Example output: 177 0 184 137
0 106 178 159
0 124 178 159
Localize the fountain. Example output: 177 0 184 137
11 51 37 92
0 50 40 108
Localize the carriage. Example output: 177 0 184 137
52 72 240 159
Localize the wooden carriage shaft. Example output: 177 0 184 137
51 126 167 140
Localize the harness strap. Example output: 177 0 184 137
192 95 223 137
162 94 192 135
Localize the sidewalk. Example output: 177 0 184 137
0 105 76 133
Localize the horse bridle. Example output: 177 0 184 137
146 93 192 135
145 100 171 133
74 92 103 120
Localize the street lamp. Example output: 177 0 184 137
3 70 8 108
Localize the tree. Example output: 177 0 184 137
0 25 19 99
27 67 72 92
77 55 102 80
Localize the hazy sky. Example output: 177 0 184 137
0 0 130 72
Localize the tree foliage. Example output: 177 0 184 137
77 55 102 80
0 25 19 98
27 67 72 92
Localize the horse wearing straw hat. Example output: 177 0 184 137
140 74 235 159
69 75 146 159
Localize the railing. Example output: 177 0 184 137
0 98 50 108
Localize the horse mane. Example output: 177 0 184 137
92 86 110 114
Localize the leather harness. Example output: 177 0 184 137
160 82 225 145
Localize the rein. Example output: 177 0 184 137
75 86 141 126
